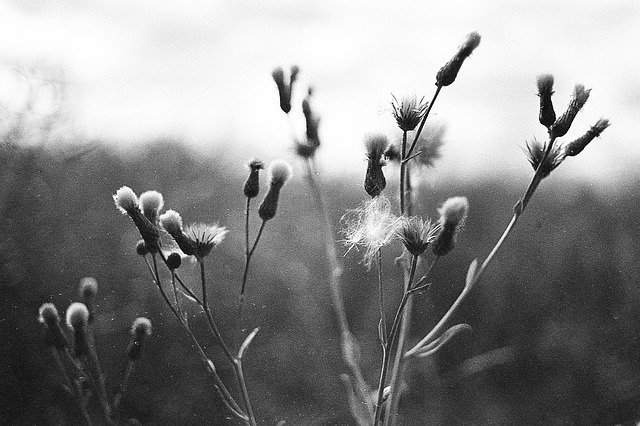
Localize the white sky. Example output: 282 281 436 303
0 1 639 187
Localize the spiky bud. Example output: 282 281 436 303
79 277 98 322
397 216 439 256
432 197 469 256
38 303 67 349
258 160 293 221
525 138 565 178
136 240 148 256
564 118 610 157
436 32 481 87
66 302 90 357
536 74 556 128
166 252 182 270
139 191 164 223
128 317 152 361
550 84 591 138
243 159 265 198
364 134 388 198
391 95 428 132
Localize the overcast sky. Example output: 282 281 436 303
1 1 638 188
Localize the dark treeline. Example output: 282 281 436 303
2 140 640 424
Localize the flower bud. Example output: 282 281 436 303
397 216 439 256
536 74 556 128
66 302 90 356
38 303 67 349
136 240 148 256
364 134 388 198
564 118 610 157
79 277 98 322
432 197 469 256
436 32 481 87
551 84 591 138
139 190 164 223
272 66 292 113
391 95 427 132
166 252 182 270
243 159 265 198
113 186 160 253
258 160 293 221
113 186 138 215
300 88 321 157
128 317 152 361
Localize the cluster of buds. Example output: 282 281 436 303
113 187 163 253
271 65 299 114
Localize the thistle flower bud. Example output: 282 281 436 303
299 88 321 158
66 302 90 356
258 160 293 221
525 138 565 178
397 216 439 256
243 159 265 198
536 74 556 128
436 31 481 87
113 186 138 215
166 252 182 270
364 134 388 198
551 84 591 138
136 240 148 256
160 210 196 256
128 317 152 361
272 66 292 114
139 190 164 223
79 277 98 322
432 197 469 256
39 303 67 349
391 95 428 132
564 118 610 157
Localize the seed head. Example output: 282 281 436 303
131 317 153 337
551 84 591 138
244 159 265 198
364 133 388 198
66 302 89 331
113 186 138 215
432 197 469 256
536 74 556 128
525 137 565 178
564 118 610 157
166 252 182 270
436 31 481 87
397 216 440 256
268 159 294 188
160 210 184 236
139 191 164 223
128 317 153 361
38 303 67 349
391 95 428 132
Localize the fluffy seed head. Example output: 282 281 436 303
139 191 164 223
66 302 89 330
397 216 440 256
160 210 184 237
113 186 138 215
268 159 293 188
38 303 60 327
391 95 428 132
131 317 153 337
439 197 469 227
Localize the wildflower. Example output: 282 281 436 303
550 84 591 138
113 186 161 253
564 118 610 157
160 209 227 259
66 302 90 356
243 159 265 199
436 31 481 87
38 303 67 349
79 277 98 322
432 197 469 256
397 216 440 256
139 190 164 223
364 133 388 198
391 95 428 132
342 196 400 269
272 65 299 114
128 317 153 361
258 159 293 221
537 74 556 128
525 137 565 178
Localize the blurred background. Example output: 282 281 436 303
2 0 640 424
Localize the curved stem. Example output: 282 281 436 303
240 220 267 298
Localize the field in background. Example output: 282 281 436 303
2 140 640 424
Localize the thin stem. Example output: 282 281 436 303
400 130 407 215
235 358 257 426
157 251 202 305
377 250 387 345
54 348 92 425
171 272 182 316
406 85 442 159
113 360 133 415
245 197 251 258
85 323 113 424
240 220 267 298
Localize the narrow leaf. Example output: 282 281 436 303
414 323 473 358
238 327 260 359
465 258 478 288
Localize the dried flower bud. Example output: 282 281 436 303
397 216 440 256
39 303 67 349
364 134 388 197
166 252 182 270
139 191 164 223
551 84 591 138
128 317 153 361
272 66 292 114
436 32 481 87
258 160 293 221
136 240 148 256
564 118 610 157
66 302 90 356
160 210 196 256
79 277 98 322
536 74 556 127
113 186 161 253
113 186 138 215
525 137 565 178
432 197 469 256
391 95 428 132
243 159 265 198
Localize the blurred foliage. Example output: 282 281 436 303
2 138 640 425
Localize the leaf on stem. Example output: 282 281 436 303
412 323 473 358
465 258 478 289
238 327 260 360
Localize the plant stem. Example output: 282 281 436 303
400 131 407 215
240 220 267 302
245 198 251 258
377 250 387 345
405 136 557 358
113 360 133 415
406 85 442 159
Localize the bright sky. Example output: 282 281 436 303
1 1 638 187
